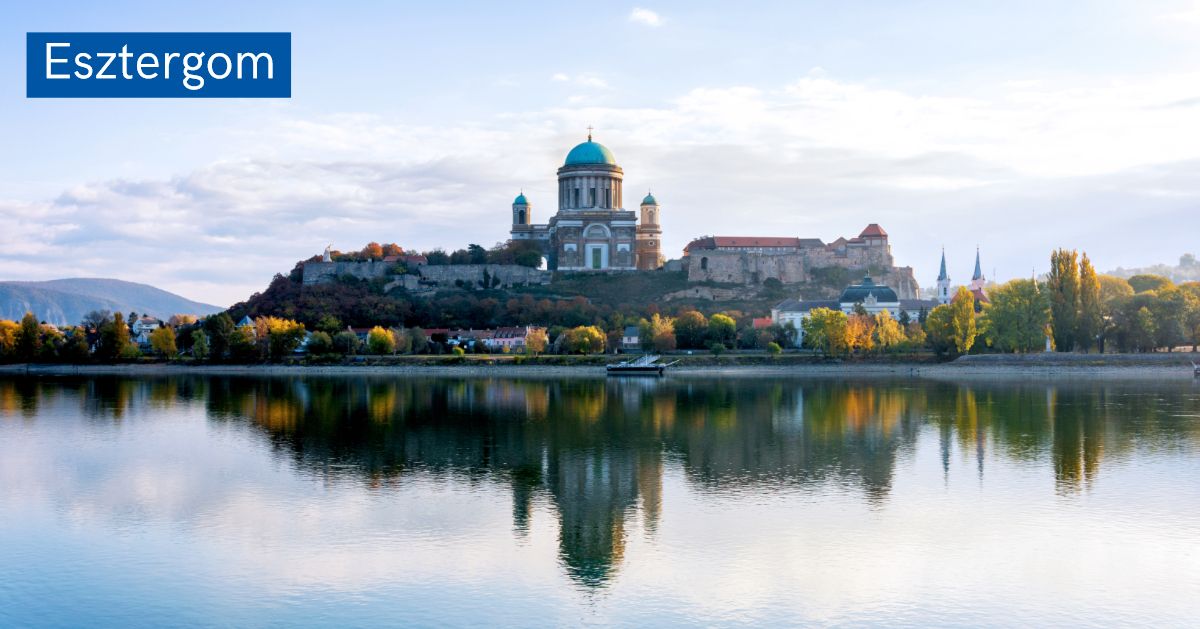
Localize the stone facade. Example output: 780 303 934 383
683 224 919 299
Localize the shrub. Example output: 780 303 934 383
767 341 782 356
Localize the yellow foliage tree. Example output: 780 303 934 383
525 328 548 356
149 326 177 358
872 310 904 351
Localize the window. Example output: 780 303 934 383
573 188 580 207
605 189 611 208
516 209 525 224
588 188 596 207
700 257 708 270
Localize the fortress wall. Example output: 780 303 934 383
303 260 551 289
417 264 551 287
685 245 918 299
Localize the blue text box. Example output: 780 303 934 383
27 32 291 98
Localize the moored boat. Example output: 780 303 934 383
606 354 676 376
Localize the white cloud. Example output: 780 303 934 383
629 7 663 27
4 71 1200 304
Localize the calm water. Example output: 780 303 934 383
1 375 1198 627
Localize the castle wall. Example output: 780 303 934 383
302 260 550 290
685 245 919 299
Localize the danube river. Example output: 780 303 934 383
1 375 1198 627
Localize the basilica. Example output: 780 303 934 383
510 132 663 271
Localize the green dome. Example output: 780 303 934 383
513 193 529 205
642 193 658 206
564 140 617 166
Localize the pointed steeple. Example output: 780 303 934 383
938 249 949 281
972 247 983 281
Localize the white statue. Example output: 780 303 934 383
322 244 333 263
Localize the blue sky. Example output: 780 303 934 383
3 1 1200 305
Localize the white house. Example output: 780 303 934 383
771 276 938 347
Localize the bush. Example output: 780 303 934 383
333 330 360 355
451 346 466 357
767 341 782 356
367 326 396 355
306 331 333 355
709 342 726 356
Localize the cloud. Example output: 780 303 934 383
629 8 663 27
549 73 610 89
4 71 1200 305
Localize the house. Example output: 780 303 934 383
236 316 254 328
772 276 938 347
486 326 542 352
751 316 773 330
621 326 640 351
131 316 163 346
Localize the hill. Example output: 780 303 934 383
0 278 223 326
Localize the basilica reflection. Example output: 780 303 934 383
1 374 1197 586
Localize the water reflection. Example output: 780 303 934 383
1 375 1197 589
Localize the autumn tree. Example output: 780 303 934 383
802 307 849 357
149 326 177 358
846 313 874 353
525 328 548 356
97 312 132 361
564 326 606 354
204 313 235 360
367 326 396 355
872 310 904 351
1077 253 1102 352
950 286 978 355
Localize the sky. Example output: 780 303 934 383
3 0 1200 306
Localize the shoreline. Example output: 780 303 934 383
0 354 1196 380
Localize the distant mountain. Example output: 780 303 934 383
0 278 223 326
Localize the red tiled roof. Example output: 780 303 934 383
859 223 888 238
752 316 773 329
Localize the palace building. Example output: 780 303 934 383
510 132 663 271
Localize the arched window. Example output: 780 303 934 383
585 224 609 239
517 209 525 224
700 257 708 270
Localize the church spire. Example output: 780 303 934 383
938 248 949 281
972 247 983 281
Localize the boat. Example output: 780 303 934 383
606 354 677 376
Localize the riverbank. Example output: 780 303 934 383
0 352 1196 379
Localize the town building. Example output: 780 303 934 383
771 276 938 346
130 316 163 346
621 326 640 352
510 131 662 271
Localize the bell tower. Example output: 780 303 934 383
636 192 663 270
936 248 951 305
512 192 531 226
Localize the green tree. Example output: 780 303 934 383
1131 306 1157 352
203 313 235 360
191 330 210 360
950 286 978 355
368 326 396 355
564 326 606 354
802 307 849 357
306 331 333 355
1097 275 1134 305
982 279 1051 353
674 311 709 349
62 327 90 361
149 326 177 358
1048 249 1080 351
97 312 132 361
229 325 258 362
766 341 782 356
1150 287 1191 351
333 330 361 355
15 312 41 361
925 305 955 356
707 313 737 347
1128 274 1172 294
1077 253 1102 352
